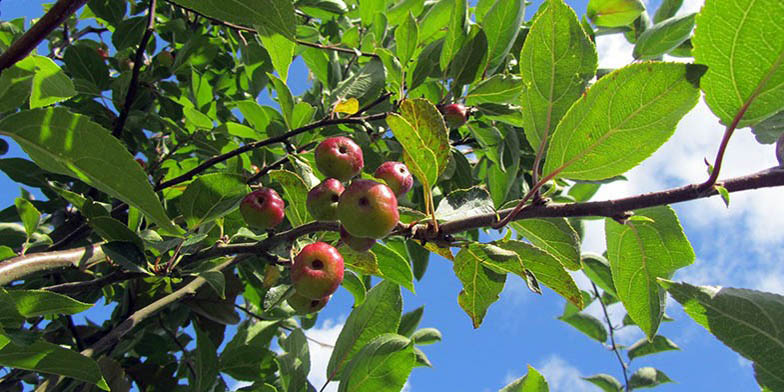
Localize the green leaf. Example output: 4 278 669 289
179 173 250 230
395 12 419 66
440 0 468 71
194 328 219 392
581 253 616 297
435 187 495 221
0 336 109 390
0 108 182 235
587 0 646 27
339 244 380 276
341 269 367 306
278 328 310 392
453 243 508 328
410 328 441 345
465 74 523 106
101 241 151 275
627 335 680 360
332 58 386 106
63 44 111 91
327 280 402 380
448 26 488 87
388 121 439 189
751 110 784 144
542 62 703 181
358 0 385 27
653 0 682 23
169 0 295 39
511 218 581 270
482 0 525 73
693 0 784 127
0 289 91 322
112 17 145 51
373 242 415 293
29 56 76 109
520 0 597 152
559 311 608 342
605 206 695 339
633 13 695 60
495 240 583 308
337 334 415 392
582 374 623 392
0 57 35 112
199 271 226 299
269 170 310 227
259 31 295 82
268 74 294 129
628 367 673 389
500 365 549 392
659 280 784 391
14 198 39 237
398 306 424 337
398 99 450 176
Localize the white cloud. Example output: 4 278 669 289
537 355 594 392
595 34 635 70
676 0 705 17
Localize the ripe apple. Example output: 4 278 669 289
307 178 345 221
287 292 330 314
340 225 376 252
97 45 109 60
373 161 414 197
337 179 399 239
291 242 344 299
442 103 468 128
239 187 285 230
314 136 364 181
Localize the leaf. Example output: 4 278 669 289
482 0 525 73
582 374 623 392
396 99 451 177
500 365 549 392
101 241 151 275
337 334 415 392
653 0 682 23
627 335 680 360
194 328 219 392
628 367 673 389
439 0 468 71
520 0 597 151
448 27 488 87
327 280 402 380
659 280 784 391
752 110 784 144
398 306 424 337
169 0 295 39
334 98 359 115
14 198 39 237
587 0 646 27
0 57 35 112
358 0 385 27
269 170 310 227
259 31 295 82
268 74 294 129
633 13 695 60
605 206 695 339
63 44 111 91
435 187 495 221
199 271 226 299
453 243 507 328
179 173 250 230
29 56 76 109
511 218 581 270
410 328 441 345
559 311 608 342
542 62 704 181
495 240 583 308
465 74 523 106
339 244 380 276
278 328 310 392
693 0 784 127
0 108 182 235
332 58 386 106
0 289 91 323
373 242 415 293
395 12 418 66
0 336 109 390
341 269 367 306
580 253 616 297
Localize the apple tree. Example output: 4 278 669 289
0 0 783 390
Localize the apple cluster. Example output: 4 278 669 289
239 136 414 315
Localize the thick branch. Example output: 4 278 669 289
0 244 105 286
0 0 89 72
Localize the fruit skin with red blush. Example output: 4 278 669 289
337 179 399 239
442 103 468 128
314 136 364 181
307 178 345 221
287 292 330 314
239 187 286 230
340 225 376 252
291 242 345 299
374 161 414 197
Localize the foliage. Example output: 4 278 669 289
0 0 782 391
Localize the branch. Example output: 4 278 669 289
592 283 629 391
112 0 157 138
42 270 145 294
0 0 89 72
0 244 105 286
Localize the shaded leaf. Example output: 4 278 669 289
628 367 673 389
633 13 695 60
179 173 250 230
453 243 507 328
337 334 415 392
627 335 680 360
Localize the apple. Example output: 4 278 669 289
777 132 784 167
97 45 109 60
239 187 285 230
287 292 330 314
307 178 345 221
314 136 364 181
340 225 376 252
337 179 399 239
373 161 414 197
442 103 468 128
291 242 344 299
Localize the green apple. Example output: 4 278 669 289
314 136 364 181
307 178 344 221
291 242 344 299
287 292 330 314
340 225 376 252
337 179 399 239
239 187 285 230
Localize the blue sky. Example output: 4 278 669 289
1 0 781 391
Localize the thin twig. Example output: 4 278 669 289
592 283 629 391
246 154 290 185
112 0 157 138
233 304 335 348
158 316 197 378
42 270 144 294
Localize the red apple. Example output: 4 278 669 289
307 178 344 221
291 242 344 299
239 187 285 230
442 103 468 128
337 179 399 239
373 161 414 197
314 136 364 181
340 225 376 252
287 292 330 314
